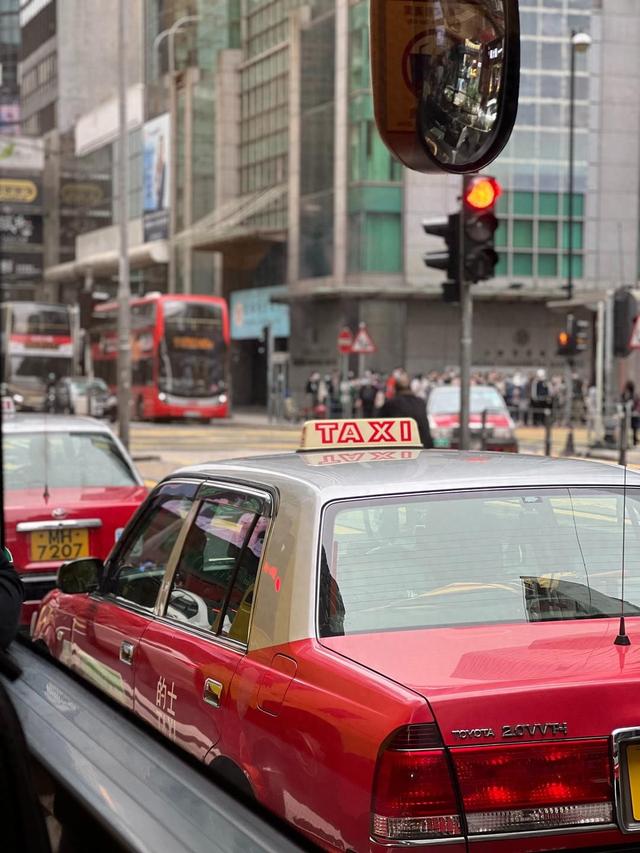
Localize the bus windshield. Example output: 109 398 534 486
159 300 226 398
10 355 72 385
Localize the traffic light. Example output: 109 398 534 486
556 314 589 358
613 287 638 358
462 176 501 283
422 213 459 281
557 327 572 357
575 318 589 353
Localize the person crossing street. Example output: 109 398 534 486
377 369 433 448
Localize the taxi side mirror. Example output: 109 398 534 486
370 0 520 173
57 558 104 594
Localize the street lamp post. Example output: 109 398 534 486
153 15 199 294
566 30 591 301
562 30 590 457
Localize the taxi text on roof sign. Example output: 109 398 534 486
298 418 422 452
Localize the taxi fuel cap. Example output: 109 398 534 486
297 417 422 452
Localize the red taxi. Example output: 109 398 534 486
428 384 518 451
6 414 147 625
33 417 640 851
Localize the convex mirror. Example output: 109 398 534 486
370 0 520 173
57 558 104 594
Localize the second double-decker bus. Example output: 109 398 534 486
91 293 229 421
1 302 77 411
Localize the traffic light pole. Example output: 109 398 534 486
117 0 132 449
459 176 471 451
562 357 575 456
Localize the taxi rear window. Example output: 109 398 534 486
318 487 640 636
4 431 137 490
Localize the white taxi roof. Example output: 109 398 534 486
174 451 638 502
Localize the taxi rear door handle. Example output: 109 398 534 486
203 678 223 708
120 641 135 665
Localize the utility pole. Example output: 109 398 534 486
593 300 605 445
459 176 471 451
153 16 200 294
117 0 131 448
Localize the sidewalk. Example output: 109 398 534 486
515 424 640 465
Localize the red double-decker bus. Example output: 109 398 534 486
91 294 229 421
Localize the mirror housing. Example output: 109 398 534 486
57 558 104 594
370 0 520 173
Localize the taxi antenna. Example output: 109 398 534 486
42 407 50 504
614 461 631 646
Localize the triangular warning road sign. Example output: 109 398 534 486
351 323 377 354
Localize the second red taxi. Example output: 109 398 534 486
6 414 147 625
33 417 640 851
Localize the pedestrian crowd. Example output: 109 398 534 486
303 366 592 428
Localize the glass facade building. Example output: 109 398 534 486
491 0 592 287
0 0 20 129
299 3 335 279
347 0 402 275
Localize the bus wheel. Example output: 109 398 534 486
134 397 145 421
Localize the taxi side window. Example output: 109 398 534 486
107 484 197 610
165 492 266 642
219 515 269 644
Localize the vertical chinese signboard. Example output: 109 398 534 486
143 113 171 242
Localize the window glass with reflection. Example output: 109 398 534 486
319 488 640 637
166 491 267 642
109 483 198 610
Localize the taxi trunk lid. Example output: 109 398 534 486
6 485 147 577
322 619 640 744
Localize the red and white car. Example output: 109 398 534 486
5 414 147 625
33 417 640 851
428 384 518 451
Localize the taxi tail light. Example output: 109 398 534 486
371 724 462 842
452 740 614 835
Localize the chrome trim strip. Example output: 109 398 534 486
17 518 103 532
22 573 58 584
89 593 155 621
467 823 617 843
370 836 461 847
152 614 247 654
612 726 640 833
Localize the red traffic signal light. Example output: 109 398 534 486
462 175 500 283
463 177 501 211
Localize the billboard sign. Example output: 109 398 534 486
143 113 170 242
0 135 44 171
0 212 43 245
0 253 43 279
231 286 290 340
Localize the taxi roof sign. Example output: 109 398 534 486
298 418 422 452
